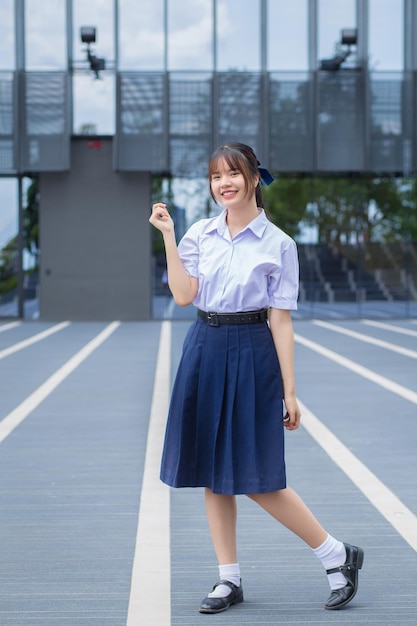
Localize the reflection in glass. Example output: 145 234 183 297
119 0 165 69
268 0 308 70
0 178 18 317
0 0 14 70
72 0 115 134
0 71 14 173
370 73 403 171
25 0 66 69
369 0 403 70
73 74 115 135
168 0 213 70
73 0 114 69
318 0 355 64
22 176 40 319
216 0 260 70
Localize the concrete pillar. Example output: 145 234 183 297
39 137 152 320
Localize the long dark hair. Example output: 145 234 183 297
207 142 264 208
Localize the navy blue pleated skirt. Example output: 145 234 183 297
160 318 286 495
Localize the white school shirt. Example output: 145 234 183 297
177 208 299 313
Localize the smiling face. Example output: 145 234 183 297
208 149 260 209
210 158 246 207
208 143 265 212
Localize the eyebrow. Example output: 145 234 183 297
211 166 239 175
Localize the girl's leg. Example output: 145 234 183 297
246 486 327 548
199 488 243 613
247 487 364 610
204 488 237 563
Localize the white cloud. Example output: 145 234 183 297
73 74 115 134
0 0 15 69
119 0 165 69
167 8 213 70
118 0 215 70
25 0 67 69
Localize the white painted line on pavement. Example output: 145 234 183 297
0 322 120 444
0 321 70 360
299 399 417 552
294 333 417 405
164 297 176 319
362 319 417 338
127 321 171 626
0 322 21 333
313 319 417 359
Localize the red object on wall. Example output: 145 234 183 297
87 140 102 150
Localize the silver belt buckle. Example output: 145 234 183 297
207 312 219 327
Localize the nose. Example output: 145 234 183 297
219 175 231 187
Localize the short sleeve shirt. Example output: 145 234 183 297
178 208 299 312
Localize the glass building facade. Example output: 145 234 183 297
0 0 416 319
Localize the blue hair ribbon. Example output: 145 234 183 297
258 166 274 186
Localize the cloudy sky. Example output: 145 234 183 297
0 0 406 249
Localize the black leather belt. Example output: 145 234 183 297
197 309 268 327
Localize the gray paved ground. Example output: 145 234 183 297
0 316 416 624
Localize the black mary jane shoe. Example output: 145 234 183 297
199 579 244 614
324 543 364 610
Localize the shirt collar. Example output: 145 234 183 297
208 208 269 239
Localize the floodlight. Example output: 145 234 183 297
320 58 343 71
341 28 357 46
79 26 105 78
81 27 96 44
320 27 358 71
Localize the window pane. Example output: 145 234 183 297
73 75 115 135
25 0 66 70
168 0 213 70
119 0 165 70
0 0 14 70
216 0 260 70
268 0 308 70
73 0 114 70
0 178 18 318
369 0 403 70
72 0 115 134
318 0 356 63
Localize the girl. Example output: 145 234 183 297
149 142 363 614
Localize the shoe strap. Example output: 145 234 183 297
326 563 353 575
213 580 239 592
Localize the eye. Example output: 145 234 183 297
231 170 240 176
212 174 220 180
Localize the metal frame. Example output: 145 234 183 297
0 0 415 177
1 0 416 321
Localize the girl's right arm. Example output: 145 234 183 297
149 203 199 306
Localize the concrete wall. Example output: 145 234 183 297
39 137 152 320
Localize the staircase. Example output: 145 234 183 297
298 241 417 303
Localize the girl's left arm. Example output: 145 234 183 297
269 307 301 430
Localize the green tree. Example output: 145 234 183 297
311 177 369 244
263 176 311 238
399 178 417 241
0 235 18 294
264 175 407 243
24 177 40 262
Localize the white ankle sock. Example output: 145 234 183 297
312 534 347 590
207 563 241 598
